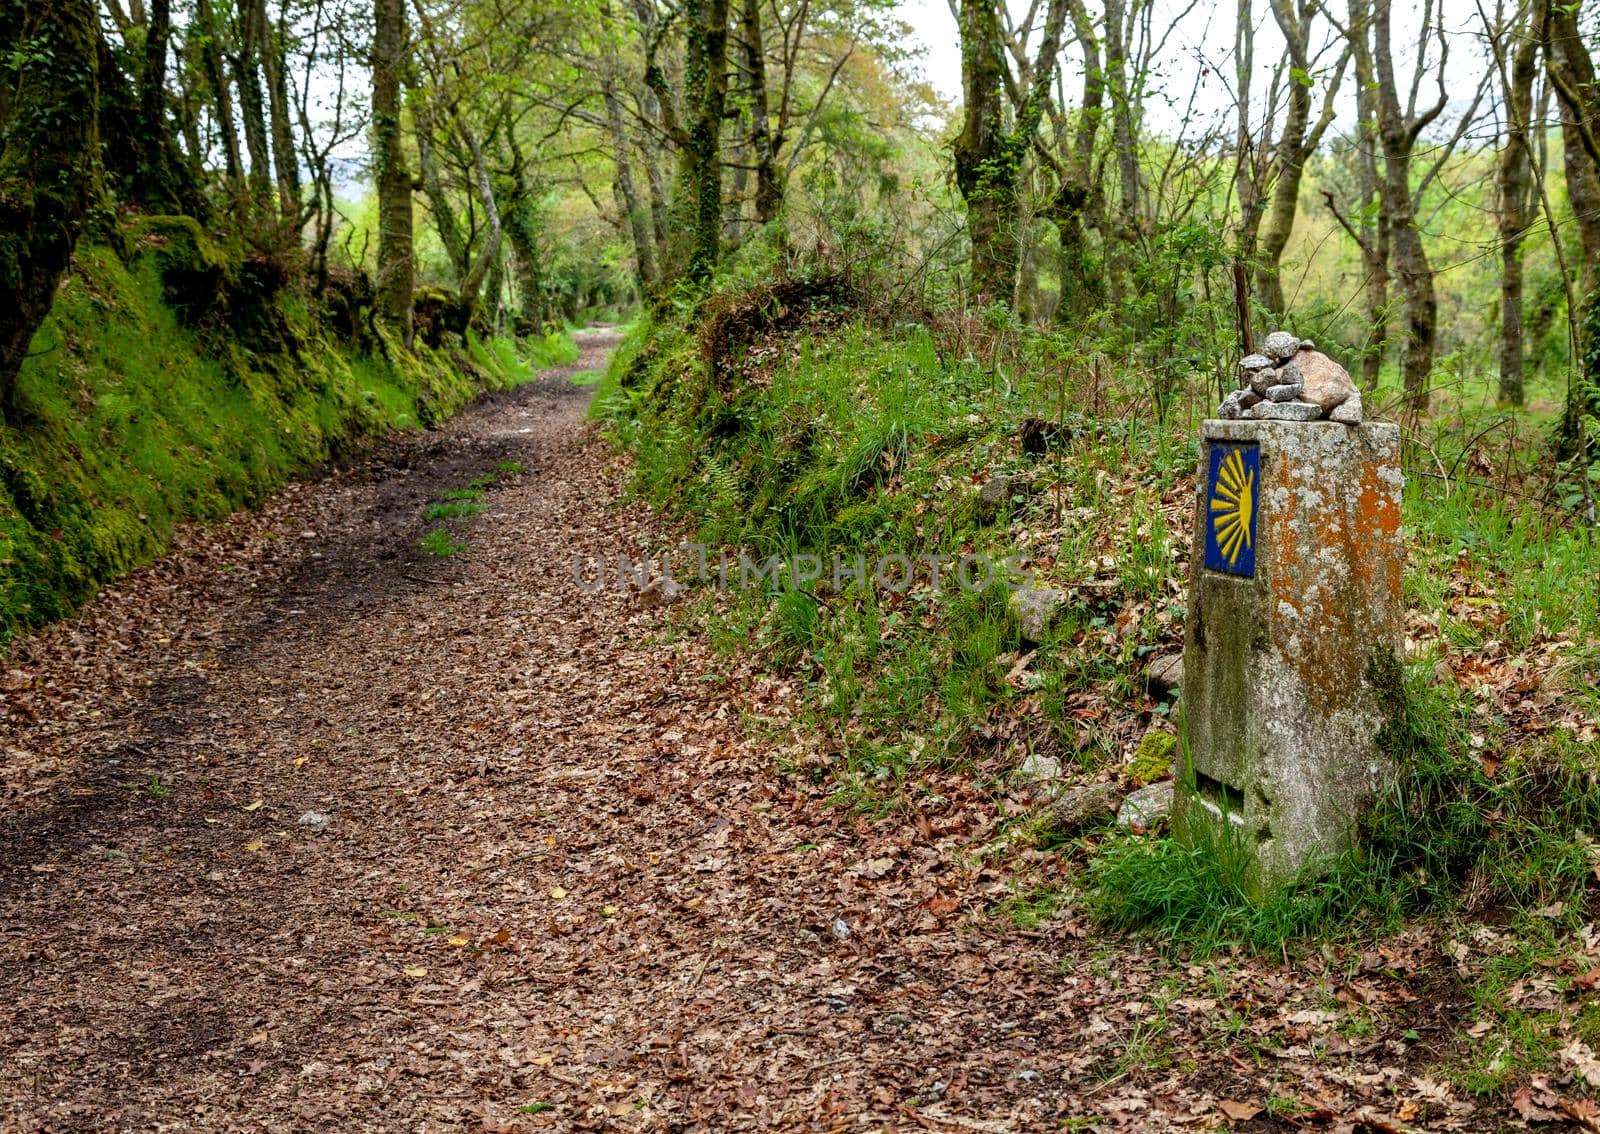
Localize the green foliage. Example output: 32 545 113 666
1364 651 1600 918
469 329 577 379
0 0 104 399
1087 827 1358 954
422 501 485 521
1128 729 1176 782
1116 220 1236 422
126 215 236 323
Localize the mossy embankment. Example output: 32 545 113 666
0 222 573 640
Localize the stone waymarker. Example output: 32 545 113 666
1178 411 1404 892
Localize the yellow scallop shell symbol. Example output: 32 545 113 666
1210 449 1255 568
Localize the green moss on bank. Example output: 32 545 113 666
0 239 562 640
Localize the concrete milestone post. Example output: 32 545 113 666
1179 332 1405 892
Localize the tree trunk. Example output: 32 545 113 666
742 0 780 224
409 88 469 282
1347 0 1388 389
1371 0 1436 411
953 0 1009 302
1255 0 1346 316
0 0 102 412
454 115 504 312
233 0 274 208
1103 0 1141 223
372 0 414 345
644 147 670 258
1546 0 1600 295
1049 182 1101 321
684 0 731 283
1047 0 1105 321
1382 179 1435 413
259 0 300 219
1017 232 1041 322
634 81 672 258
176 37 205 165
1101 0 1139 304
603 72 656 291
1232 0 1265 297
138 0 176 205
484 245 505 333
515 246 545 330
954 0 1066 305
1496 18 1538 407
1543 0 1600 451
195 0 244 191
126 0 204 215
506 190 546 331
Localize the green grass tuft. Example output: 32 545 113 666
422 501 485 522
418 528 467 557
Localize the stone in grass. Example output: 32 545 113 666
1142 653 1184 697
976 475 1031 523
1117 781 1175 831
1016 751 1063 781
1127 729 1177 782
976 476 1011 521
1019 417 1067 455
1010 584 1067 643
1246 400 1321 422
1043 782 1125 838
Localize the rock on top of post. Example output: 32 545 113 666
1261 331 1301 362
1217 330 1362 424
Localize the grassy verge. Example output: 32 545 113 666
595 281 1594 829
1092 649 1600 953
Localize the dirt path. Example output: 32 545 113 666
0 330 1485 1132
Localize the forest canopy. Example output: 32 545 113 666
1 0 1598 494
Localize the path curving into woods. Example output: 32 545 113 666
0 329 1482 1131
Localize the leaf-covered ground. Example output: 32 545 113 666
0 329 1590 1131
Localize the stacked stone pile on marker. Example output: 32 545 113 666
1217 330 1363 424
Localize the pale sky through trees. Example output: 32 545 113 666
895 0 1492 144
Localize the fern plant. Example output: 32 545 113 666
703 455 742 543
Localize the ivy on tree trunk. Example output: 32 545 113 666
684 0 730 284
952 0 1066 306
